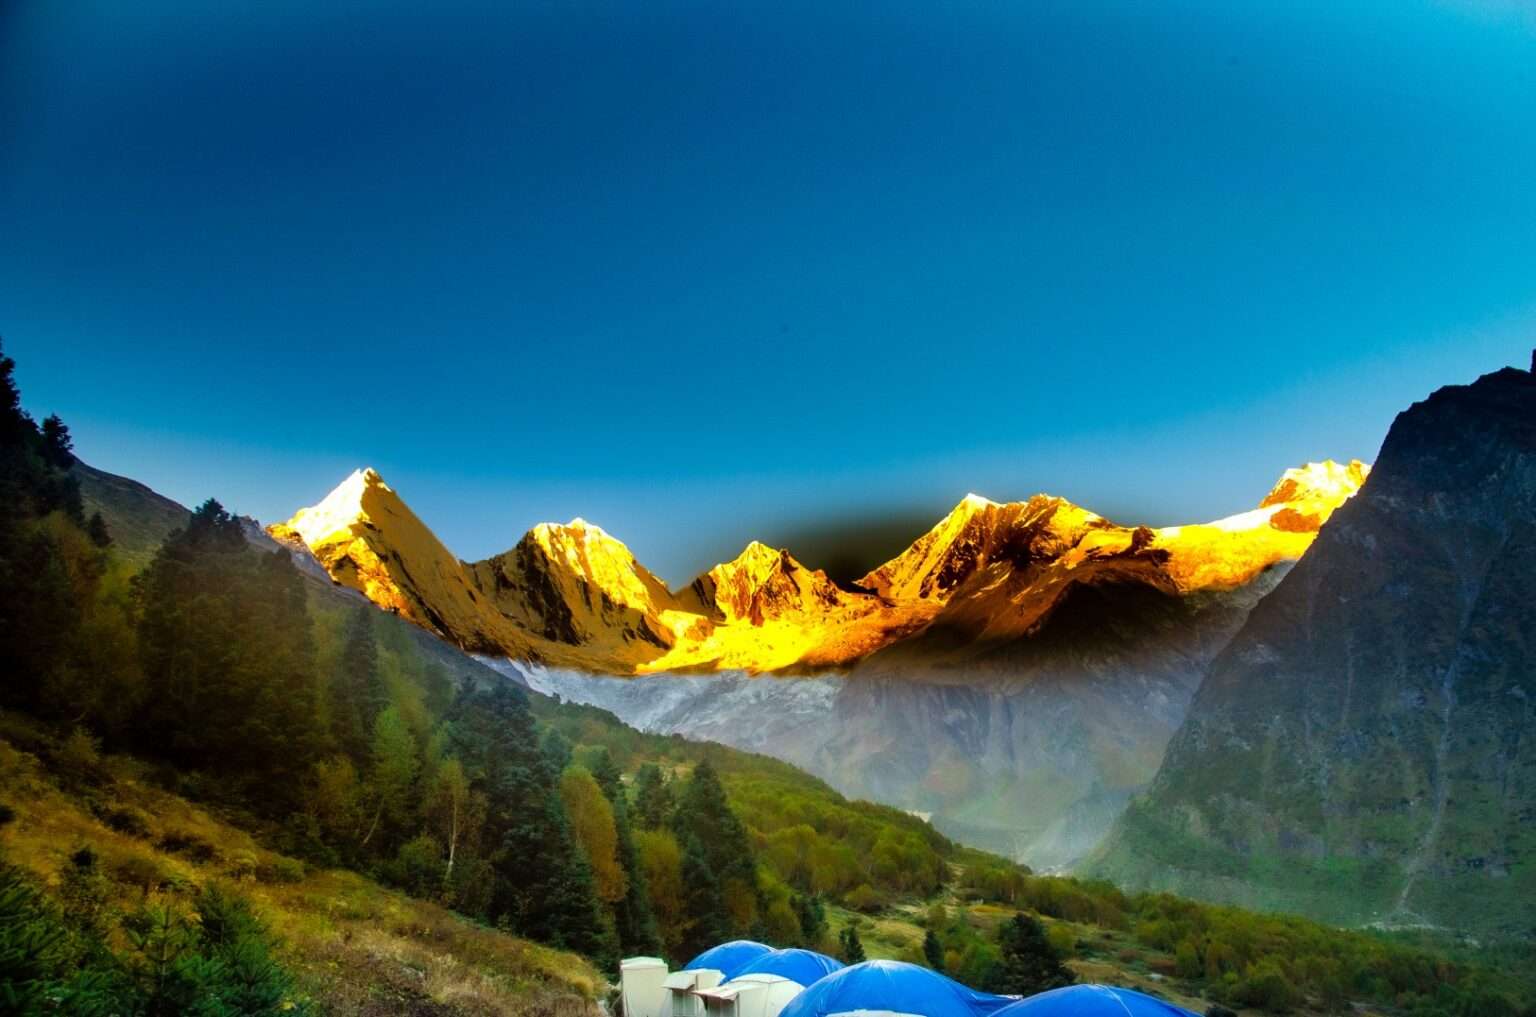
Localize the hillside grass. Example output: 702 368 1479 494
826 893 1364 1017
0 712 603 1016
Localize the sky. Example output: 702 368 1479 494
4 0 1536 583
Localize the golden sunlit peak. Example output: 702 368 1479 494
725 540 788 570
1261 459 1371 510
276 466 391 547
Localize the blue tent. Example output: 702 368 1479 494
777 960 1013 1017
684 940 775 979
992 985 1200 1017
729 948 844 987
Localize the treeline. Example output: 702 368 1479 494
540 699 956 913
957 855 1533 1016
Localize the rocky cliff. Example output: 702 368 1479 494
1086 365 1536 936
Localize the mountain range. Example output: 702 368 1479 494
263 459 1367 870
268 460 1368 676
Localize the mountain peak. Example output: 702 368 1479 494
1259 458 1370 523
465 518 676 659
859 492 1094 602
683 541 845 625
270 466 388 548
266 468 533 654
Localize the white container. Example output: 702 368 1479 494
620 957 669 1017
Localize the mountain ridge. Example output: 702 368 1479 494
269 460 1368 675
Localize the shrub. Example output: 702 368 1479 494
1046 924 1076 958
100 805 154 839
843 883 885 913
155 830 218 863
58 846 114 936
255 857 306 885
113 853 171 893
228 849 259 881
57 727 104 785
1231 959 1300 1013
385 834 444 899
1175 937 1202 979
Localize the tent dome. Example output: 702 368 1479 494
777 959 1012 1017
993 985 1200 1017
730 948 844 987
685 941 775 979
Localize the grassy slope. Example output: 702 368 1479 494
0 714 603 1017
826 898 1227 1017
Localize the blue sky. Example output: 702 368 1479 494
4 0 1535 581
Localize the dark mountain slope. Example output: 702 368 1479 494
1087 363 1536 937
72 460 190 566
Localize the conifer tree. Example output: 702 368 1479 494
133 501 322 796
672 759 759 933
924 928 945 971
838 924 866 964
333 607 386 764
590 747 623 800
677 833 728 963
632 763 674 830
449 682 608 956
40 414 74 468
588 748 661 957
86 511 111 548
987 913 1075 994
792 893 827 946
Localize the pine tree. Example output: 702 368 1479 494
540 727 573 773
672 759 758 927
590 747 623 800
133 501 323 797
838 924 866 964
448 682 608 956
86 511 111 548
632 763 674 830
792 893 827 945
584 748 662 957
924 928 945 972
677 833 728 963
988 913 1075 995
40 414 74 468
333 607 386 765
609 790 662 958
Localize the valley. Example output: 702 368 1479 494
271 462 1366 870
